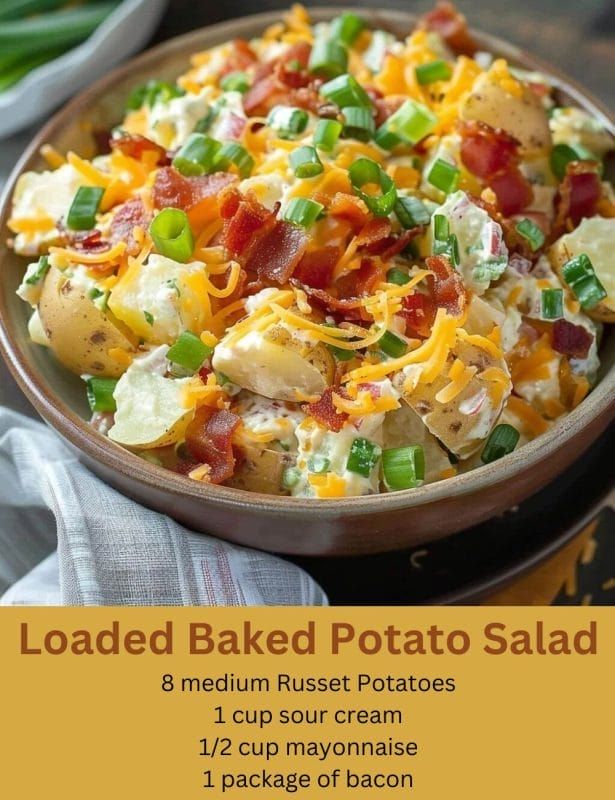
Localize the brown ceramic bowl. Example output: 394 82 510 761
0 8 613 556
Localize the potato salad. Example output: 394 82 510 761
8 3 614 498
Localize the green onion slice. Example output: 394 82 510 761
66 186 104 231
86 377 118 414
166 331 213 372
313 118 343 151
282 467 301 489
290 145 324 178
375 99 438 149
25 254 50 286
515 217 545 252
481 424 520 464
213 141 254 178
283 198 324 228
386 267 411 286
267 105 309 138
378 330 407 358
149 208 194 263
427 158 460 193
541 288 564 320
395 196 431 228
126 80 184 111
348 157 397 217
308 454 331 473
433 233 460 266
550 142 600 181
308 38 348 78
341 106 375 142
415 59 452 85
320 73 371 108
433 213 450 241
219 70 250 93
382 445 425 491
172 133 220 177
346 437 382 477
329 12 365 46
561 253 607 310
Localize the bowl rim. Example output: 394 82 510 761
0 6 613 520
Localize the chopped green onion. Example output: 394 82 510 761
313 118 343 151
86 377 118 414
220 70 250 93
66 186 104 231
172 133 220 177
481 424 520 464
194 106 219 133
375 99 438 148
363 30 392 73
308 38 348 78
515 217 545 252
415 59 452 85
327 343 355 361
541 288 564 320
143 311 154 326
290 145 324 178
149 208 194 263
213 141 254 178
561 253 607 310
25 255 49 286
267 105 309 138
433 214 450 241
346 437 381 477
386 267 411 286
378 330 407 358
433 233 460 266
395 196 431 228
348 157 397 217
283 198 324 228
341 106 375 142
283 467 301 489
127 80 184 111
550 142 600 181
427 158 460 193
88 287 108 311
320 73 371 108
329 12 365 46
215 371 230 386
167 331 212 371
308 454 331 473
382 445 425 491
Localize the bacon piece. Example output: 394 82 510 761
111 133 169 165
222 191 275 259
459 121 518 179
425 255 467 317
356 218 393 253
420 1 477 56
221 38 258 77
329 192 370 230
303 387 349 432
152 167 236 212
184 408 241 484
245 220 308 284
552 320 593 359
554 161 602 233
489 169 533 217
380 226 423 260
243 76 280 115
401 292 437 339
294 246 341 289
109 198 153 255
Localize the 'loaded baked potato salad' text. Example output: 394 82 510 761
8 3 614 498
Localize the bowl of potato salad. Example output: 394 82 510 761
0 4 613 554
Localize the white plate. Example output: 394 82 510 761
0 0 168 139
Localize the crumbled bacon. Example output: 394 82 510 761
401 291 437 339
294 246 341 289
554 161 602 234
221 38 258 77
152 167 236 212
184 408 241 484
303 387 349 432
221 190 275 258
425 254 467 317
329 193 370 230
459 121 533 216
111 133 169 165
109 197 153 255
552 319 593 359
419 1 477 56
245 220 308 284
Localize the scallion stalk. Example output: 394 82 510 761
149 208 194 263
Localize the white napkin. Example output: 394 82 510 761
0 408 327 606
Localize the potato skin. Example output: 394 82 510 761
460 73 552 153
226 444 293 494
38 265 137 378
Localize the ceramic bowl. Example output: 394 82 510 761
0 8 613 555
